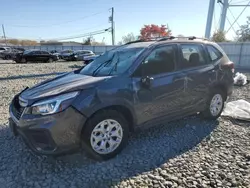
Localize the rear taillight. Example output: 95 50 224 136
221 61 234 73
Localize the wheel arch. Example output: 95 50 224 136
81 104 136 135
209 82 228 101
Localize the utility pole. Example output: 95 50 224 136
110 7 115 45
2 24 7 46
205 0 215 38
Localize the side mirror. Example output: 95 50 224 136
141 76 154 88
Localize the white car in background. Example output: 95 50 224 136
0 47 11 53
83 54 100 64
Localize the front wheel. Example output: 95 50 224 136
81 110 129 160
201 89 226 119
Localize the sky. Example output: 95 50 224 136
0 0 250 45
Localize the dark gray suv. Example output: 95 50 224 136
9 37 234 160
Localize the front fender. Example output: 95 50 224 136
72 88 136 125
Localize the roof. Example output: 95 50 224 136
123 39 214 49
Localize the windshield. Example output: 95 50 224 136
80 47 144 76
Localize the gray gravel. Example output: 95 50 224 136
0 60 250 188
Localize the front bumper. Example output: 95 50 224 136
9 104 87 156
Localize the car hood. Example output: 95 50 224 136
20 72 110 102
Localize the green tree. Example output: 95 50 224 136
237 16 250 42
83 37 91 45
211 30 227 42
122 33 136 43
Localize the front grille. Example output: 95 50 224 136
11 96 25 120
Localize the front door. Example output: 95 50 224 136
132 44 186 125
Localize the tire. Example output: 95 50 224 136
47 58 53 63
81 110 129 160
20 57 27 63
6 55 11 60
201 88 226 119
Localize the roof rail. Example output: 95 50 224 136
123 36 209 45
124 38 159 45
124 39 148 45
158 36 209 41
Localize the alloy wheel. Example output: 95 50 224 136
210 94 223 116
90 119 123 155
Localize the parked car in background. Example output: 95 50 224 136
14 49 58 63
60 49 74 60
9 36 234 160
73 50 95 61
50 50 61 59
61 50 95 61
0 47 11 53
12 47 25 52
0 48 24 60
83 54 100 65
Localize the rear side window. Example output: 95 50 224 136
207 45 223 62
180 44 206 69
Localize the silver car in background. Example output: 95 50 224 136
74 50 95 61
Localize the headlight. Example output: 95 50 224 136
74 55 78 58
30 91 79 115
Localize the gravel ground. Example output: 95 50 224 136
0 60 250 188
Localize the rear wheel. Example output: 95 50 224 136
21 57 27 63
47 58 53 63
81 110 129 160
201 88 226 119
5 55 11 60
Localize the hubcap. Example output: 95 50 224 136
210 94 223 116
90 119 123 154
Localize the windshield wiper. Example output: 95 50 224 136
91 59 112 76
91 53 116 76
108 54 134 76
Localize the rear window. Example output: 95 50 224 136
207 45 223 62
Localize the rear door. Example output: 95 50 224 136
177 43 217 111
132 44 187 125
28 51 41 62
40 51 50 61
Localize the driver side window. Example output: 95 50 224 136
139 45 176 76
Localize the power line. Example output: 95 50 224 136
6 10 109 28
45 28 110 41
5 24 110 41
